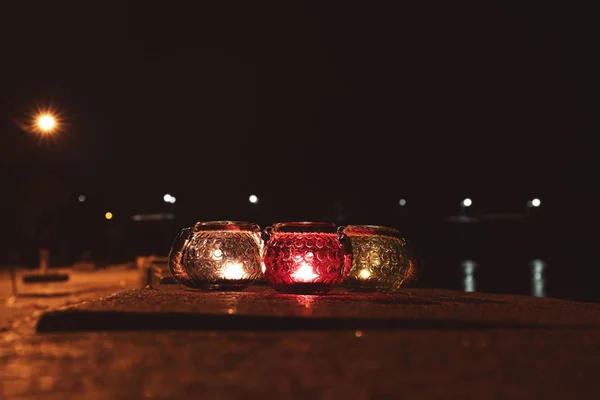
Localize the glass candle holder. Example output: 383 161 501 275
168 221 263 291
262 222 352 294
343 225 413 293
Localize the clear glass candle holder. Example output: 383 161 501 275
262 222 352 294
343 225 413 293
168 221 263 291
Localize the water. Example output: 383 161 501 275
402 217 599 303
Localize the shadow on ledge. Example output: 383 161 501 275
36 310 591 333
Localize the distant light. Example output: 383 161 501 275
169 196 176 204
78 195 86 202
249 194 258 204
462 198 472 207
163 194 172 203
531 198 541 207
131 213 175 222
399 199 407 207
105 212 113 220
37 114 56 132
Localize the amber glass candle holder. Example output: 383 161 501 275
262 222 352 294
343 225 413 293
168 221 263 291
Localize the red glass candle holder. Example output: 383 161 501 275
262 222 352 294
168 221 263 291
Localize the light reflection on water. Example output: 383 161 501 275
402 221 598 302
458 259 546 297
531 259 546 298
461 260 476 292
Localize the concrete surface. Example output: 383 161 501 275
0 265 140 331
2 270 600 399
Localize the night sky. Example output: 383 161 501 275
1 1 596 230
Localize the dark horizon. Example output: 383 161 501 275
1 2 596 269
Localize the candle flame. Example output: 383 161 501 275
291 262 319 282
358 269 371 279
221 262 246 280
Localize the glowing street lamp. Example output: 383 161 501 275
36 113 57 134
461 198 472 208
18 108 68 285
249 194 259 204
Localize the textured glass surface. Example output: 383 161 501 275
169 221 263 291
263 222 352 294
343 225 412 293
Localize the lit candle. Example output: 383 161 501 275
343 225 415 293
262 222 352 294
169 221 263 291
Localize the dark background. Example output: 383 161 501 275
0 2 596 299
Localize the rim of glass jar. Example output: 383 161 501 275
193 221 260 232
270 221 338 234
344 224 403 238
